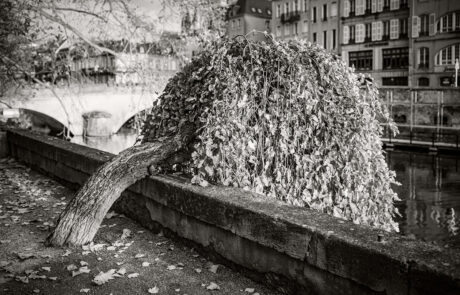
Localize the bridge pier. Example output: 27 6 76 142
83 112 112 137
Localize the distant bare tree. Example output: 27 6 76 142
1 0 228 135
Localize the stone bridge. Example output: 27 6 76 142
1 84 157 136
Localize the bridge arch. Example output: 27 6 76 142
112 107 152 134
16 108 75 137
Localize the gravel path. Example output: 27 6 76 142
0 158 281 295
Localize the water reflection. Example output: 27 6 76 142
71 128 138 154
387 151 460 247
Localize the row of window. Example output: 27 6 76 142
229 18 242 30
343 18 407 44
311 3 338 23
275 21 309 37
435 44 460 66
349 47 409 71
274 23 337 50
412 12 460 38
312 30 337 50
275 1 339 23
276 0 309 18
437 12 460 33
343 0 408 18
349 44 459 73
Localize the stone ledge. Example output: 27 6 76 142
5 129 460 295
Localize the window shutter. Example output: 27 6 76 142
371 0 377 13
429 13 436 36
376 21 383 40
344 0 350 17
412 16 420 38
356 24 365 42
372 22 377 41
343 26 349 44
374 49 380 70
416 48 421 66
377 0 383 12
357 0 365 16
390 19 399 39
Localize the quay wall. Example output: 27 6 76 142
3 129 460 295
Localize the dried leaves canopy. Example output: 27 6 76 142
142 37 399 231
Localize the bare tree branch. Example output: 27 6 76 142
30 6 120 58
2 55 72 135
49 6 108 22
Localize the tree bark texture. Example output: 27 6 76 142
46 126 195 246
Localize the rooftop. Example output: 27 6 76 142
227 0 272 20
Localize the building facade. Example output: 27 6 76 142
340 0 460 88
226 0 272 41
411 0 460 88
271 0 310 41
309 0 340 53
340 0 411 87
270 0 340 53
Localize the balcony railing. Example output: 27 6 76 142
281 11 301 23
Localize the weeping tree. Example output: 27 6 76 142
47 37 400 246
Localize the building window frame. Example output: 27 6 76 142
382 47 409 70
349 50 373 70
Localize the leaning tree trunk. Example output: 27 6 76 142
46 126 195 247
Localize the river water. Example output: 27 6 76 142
71 130 460 247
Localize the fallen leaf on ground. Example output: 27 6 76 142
80 261 88 266
72 266 91 277
120 228 131 240
127 273 139 278
116 268 126 275
82 242 105 252
245 288 255 293
17 253 35 260
208 264 219 273
80 289 90 293
167 265 176 270
66 264 78 271
106 246 116 251
41 267 51 272
148 286 159 294
29 273 46 280
92 269 117 285
16 276 29 284
195 268 202 273
135 253 145 258
62 250 72 257
142 262 150 267
48 277 57 281
206 282 220 290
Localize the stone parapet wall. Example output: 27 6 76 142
5 129 460 295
